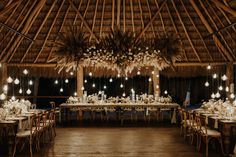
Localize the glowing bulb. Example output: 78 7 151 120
225 86 229 92
215 92 221 98
92 83 95 88
7 76 13 83
23 69 28 75
137 71 141 75
3 85 8 92
109 78 113 82
230 93 235 99
19 88 23 94
59 88 63 92
122 93 126 97
156 85 159 89
11 96 16 101
65 79 69 83
89 72 92 76
14 78 20 85
207 65 211 70
84 79 87 83
221 74 227 81
54 80 58 84
131 88 135 93
218 86 223 91
26 89 31 95
103 85 107 89
213 73 217 79
205 81 209 87
0 93 6 100
156 74 159 78
117 74 120 78
151 71 154 74
29 80 33 85
125 77 128 80
148 78 152 82
211 93 215 99
0 63 2 68
120 84 124 88
81 86 85 90
74 92 77 96
70 72 74 76
164 90 168 95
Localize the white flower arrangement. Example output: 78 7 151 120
3 99 31 114
0 108 7 120
67 96 79 104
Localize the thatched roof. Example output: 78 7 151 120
0 0 236 77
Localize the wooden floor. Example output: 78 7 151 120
8 126 225 157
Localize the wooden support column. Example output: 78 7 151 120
33 77 39 104
77 66 83 98
152 68 160 96
0 63 7 92
226 62 234 100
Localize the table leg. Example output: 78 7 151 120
222 124 233 154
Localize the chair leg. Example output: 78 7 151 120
30 139 33 157
12 138 17 157
219 138 225 156
206 138 209 157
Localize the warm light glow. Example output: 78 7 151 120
156 85 159 89
26 89 31 95
65 79 69 83
213 73 217 79
137 71 141 75
103 85 107 89
225 86 229 92
156 74 159 78
11 96 16 101
70 72 74 76
125 77 128 80
207 65 211 70
3 85 8 92
29 80 33 85
117 74 121 78
122 92 126 97
89 72 92 76
215 92 221 98
204 81 209 87
148 78 152 82
151 71 154 74
81 86 85 90
92 83 95 88
131 88 135 93
23 69 29 75
74 92 77 96
221 74 227 81
109 78 113 82
14 78 20 85
19 88 23 94
120 84 124 88
164 90 168 95
0 93 6 100
54 80 58 84
59 88 63 92
218 86 223 91
7 76 13 83
230 93 235 99
211 93 215 99
84 79 87 83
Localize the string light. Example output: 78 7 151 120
14 78 20 85
70 72 74 76
54 80 58 84
207 65 211 70
92 83 95 88
3 85 8 92
81 86 85 90
74 92 77 96
29 80 33 85
137 71 141 75
103 85 107 89
211 93 215 99
230 93 235 99
156 74 159 78
65 79 69 83
221 74 227 81
164 90 168 95
218 86 223 91
225 86 229 92
156 85 159 89
204 81 209 87
215 91 221 98
26 89 31 95
0 93 6 100
122 92 126 97
120 83 124 88
117 74 121 78
213 73 217 79
125 77 128 80
19 88 23 94
59 88 63 92
84 79 87 83
11 96 16 101
7 76 13 83
89 72 92 77
109 78 113 82
148 78 152 82
23 69 29 75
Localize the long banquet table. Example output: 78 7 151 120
60 102 179 124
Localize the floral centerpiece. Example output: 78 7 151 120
3 99 31 114
0 108 7 120
67 96 79 104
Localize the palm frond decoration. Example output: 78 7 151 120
49 26 90 73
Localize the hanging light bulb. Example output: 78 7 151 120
131 88 135 93
74 92 77 96
7 76 13 83
103 85 107 89
164 90 168 94
19 88 23 94
204 81 209 87
215 91 221 98
84 79 87 83
137 71 141 75
70 71 74 76
0 93 6 100
59 88 63 92
122 92 126 97
221 74 227 81
89 72 92 77
81 86 85 90
92 83 95 88
156 74 159 78
148 78 152 82
29 80 33 85
211 93 215 99
120 83 124 88
151 71 155 75
225 86 229 92
125 77 128 80
156 85 159 89
11 96 16 101
65 79 69 83
23 69 29 75
218 85 223 91
14 78 20 85
0 63 2 68
109 78 113 82
213 73 217 79
117 74 120 78
3 85 8 92
230 93 235 99
54 79 58 84
26 89 31 95
207 65 211 70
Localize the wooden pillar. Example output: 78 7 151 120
77 66 84 98
226 62 234 101
152 68 160 96
148 77 152 95
33 77 39 104
0 63 8 92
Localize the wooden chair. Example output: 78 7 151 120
195 115 225 157
179 108 190 139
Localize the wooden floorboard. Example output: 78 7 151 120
7 126 225 157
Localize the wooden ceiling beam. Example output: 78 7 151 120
19 0 57 63
181 0 213 62
210 0 236 17
172 0 201 62
136 0 166 41
89 0 99 41
138 0 144 29
112 0 115 30
154 0 166 36
79 0 90 28
73 0 83 25
117 0 121 29
123 0 126 32
67 0 98 42
99 0 106 38
0 0 21 17
190 0 233 62
130 0 135 32
146 0 156 37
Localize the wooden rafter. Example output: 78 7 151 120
117 0 121 29
67 0 98 42
89 0 99 41
123 0 126 32
146 0 156 37
172 0 201 62
199 0 235 60
99 0 106 38
73 0 83 25
190 0 233 62
181 0 213 62
210 0 236 17
19 0 57 63
2 0 46 62
0 0 36 60
138 0 144 28
130 0 135 32
154 0 166 36
112 0 115 30
0 0 21 17
80 0 90 28
136 0 167 41
47 0 70 62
